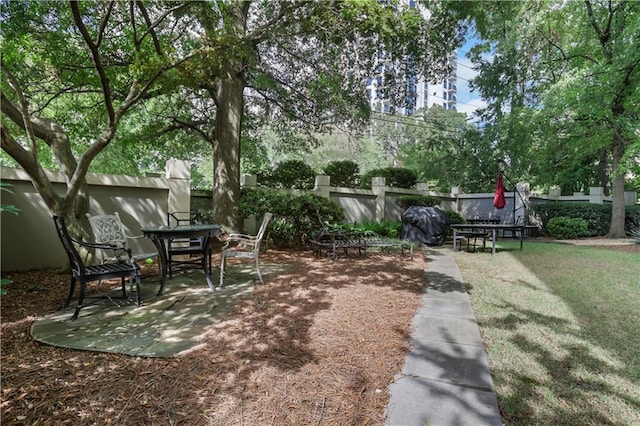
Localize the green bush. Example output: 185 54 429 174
625 205 640 235
323 160 359 188
259 159 316 190
396 195 440 209
533 202 640 236
237 188 344 247
533 202 609 236
442 210 465 225
546 216 590 239
439 210 464 237
359 167 417 189
333 220 403 238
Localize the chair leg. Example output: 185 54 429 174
219 253 226 287
64 277 77 308
255 257 263 284
133 272 142 306
72 281 87 320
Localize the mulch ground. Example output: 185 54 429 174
1 249 427 425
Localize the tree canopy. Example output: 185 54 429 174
1 0 466 232
455 0 639 237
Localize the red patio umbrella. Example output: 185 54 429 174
493 172 506 209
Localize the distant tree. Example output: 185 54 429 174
460 0 640 237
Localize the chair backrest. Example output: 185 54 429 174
167 211 202 227
53 215 85 275
86 212 128 249
254 213 273 252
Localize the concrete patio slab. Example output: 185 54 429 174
30 264 286 358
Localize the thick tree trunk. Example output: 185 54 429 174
607 131 627 238
212 76 245 233
209 0 249 233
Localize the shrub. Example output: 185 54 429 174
533 202 609 236
323 160 359 188
237 188 344 247
259 159 316 190
333 220 403 238
533 202 640 236
625 205 640 236
442 210 465 225
359 167 417 189
546 216 589 239
396 195 440 209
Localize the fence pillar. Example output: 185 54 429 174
166 158 191 215
241 174 258 234
315 175 331 198
241 174 257 188
624 191 638 206
373 177 386 222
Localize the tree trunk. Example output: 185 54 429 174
210 1 249 233
607 130 627 238
212 75 245 232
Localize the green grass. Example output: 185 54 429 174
453 241 640 425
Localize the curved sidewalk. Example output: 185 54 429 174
385 247 502 426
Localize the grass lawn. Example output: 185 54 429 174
453 241 640 425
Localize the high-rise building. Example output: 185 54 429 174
365 0 458 116
366 54 458 116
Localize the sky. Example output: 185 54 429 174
455 36 487 120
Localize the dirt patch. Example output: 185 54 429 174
1 250 426 425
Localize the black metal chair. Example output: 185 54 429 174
166 211 212 277
53 216 142 320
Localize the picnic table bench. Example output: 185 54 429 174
311 230 413 260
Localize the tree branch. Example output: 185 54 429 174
70 0 115 125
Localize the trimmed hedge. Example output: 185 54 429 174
323 160 359 188
258 159 316 190
359 167 417 190
533 202 640 236
237 188 345 248
547 216 590 239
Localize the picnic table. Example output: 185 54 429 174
451 223 537 254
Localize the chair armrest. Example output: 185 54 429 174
226 233 256 240
124 233 145 240
222 233 258 250
70 236 134 261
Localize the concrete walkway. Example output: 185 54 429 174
385 247 502 426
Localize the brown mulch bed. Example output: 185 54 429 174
1 250 426 425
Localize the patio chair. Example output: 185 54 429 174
53 215 141 320
220 213 273 286
86 212 158 265
166 211 212 278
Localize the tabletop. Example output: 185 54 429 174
140 224 223 238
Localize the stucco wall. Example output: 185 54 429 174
1 163 189 272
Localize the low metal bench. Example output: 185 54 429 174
311 230 366 260
364 238 414 258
